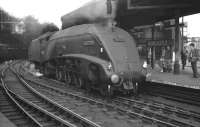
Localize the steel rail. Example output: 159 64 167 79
143 83 200 106
5 85 77 127
0 66 42 127
112 97 198 127
4 67 78 127
16 61 200 127
19 61 199 127
117 96 200 122
9 67 101 127
24 77 180 127
1 81 43 127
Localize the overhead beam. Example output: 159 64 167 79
0 21 19 24
164 23 186 28
127 4 191 10
127 0 192 10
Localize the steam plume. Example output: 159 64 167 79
61 0 117 29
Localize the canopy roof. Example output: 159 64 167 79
116 0 200 29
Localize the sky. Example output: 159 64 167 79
0 0 92 27
184 14 200 37
0 0 200 37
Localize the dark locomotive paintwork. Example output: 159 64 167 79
29 23 146 96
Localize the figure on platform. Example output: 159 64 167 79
181 46 188 70
189 43 199 78
163 46 172 72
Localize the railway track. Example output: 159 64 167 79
9 61 200 127
20 63 200 107
0 85 41 127
113 97 200 126
22 73 200 127
17 69 153 126
29 75 200 119
18 64 200 126
141 82 200 106
2 66 101 127
0 65 42 127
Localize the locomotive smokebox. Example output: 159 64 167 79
61 0 118 29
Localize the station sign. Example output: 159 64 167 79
147 39 173 46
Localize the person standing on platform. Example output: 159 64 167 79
163 46 172 72
189 43 199 78
181 46 188 70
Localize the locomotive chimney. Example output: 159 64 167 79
100 0 117 29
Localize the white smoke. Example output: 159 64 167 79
61 0 118 29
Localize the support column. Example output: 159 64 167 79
173 15 181 74
151 26 155 68
151 47 155 68
181 17 184 51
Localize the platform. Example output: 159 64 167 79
146 65 200 89
0 112 17 127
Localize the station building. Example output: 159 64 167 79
0 8 27 62
131 19 185 68
115 0 200 73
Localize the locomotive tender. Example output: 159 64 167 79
28 0 146 96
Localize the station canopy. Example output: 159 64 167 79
116 0 200 29
61 0 200 30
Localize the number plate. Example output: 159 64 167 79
123 81 134 90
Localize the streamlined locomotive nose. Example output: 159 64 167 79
132 71 146 83
119 71 146 83
109 71 145 92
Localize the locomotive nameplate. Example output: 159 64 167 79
83 41 95 46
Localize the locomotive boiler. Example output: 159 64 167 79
28 0 146 96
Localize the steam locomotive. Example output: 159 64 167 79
28 23 146 96
28 0 146 96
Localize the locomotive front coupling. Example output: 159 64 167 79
109 71 146 93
